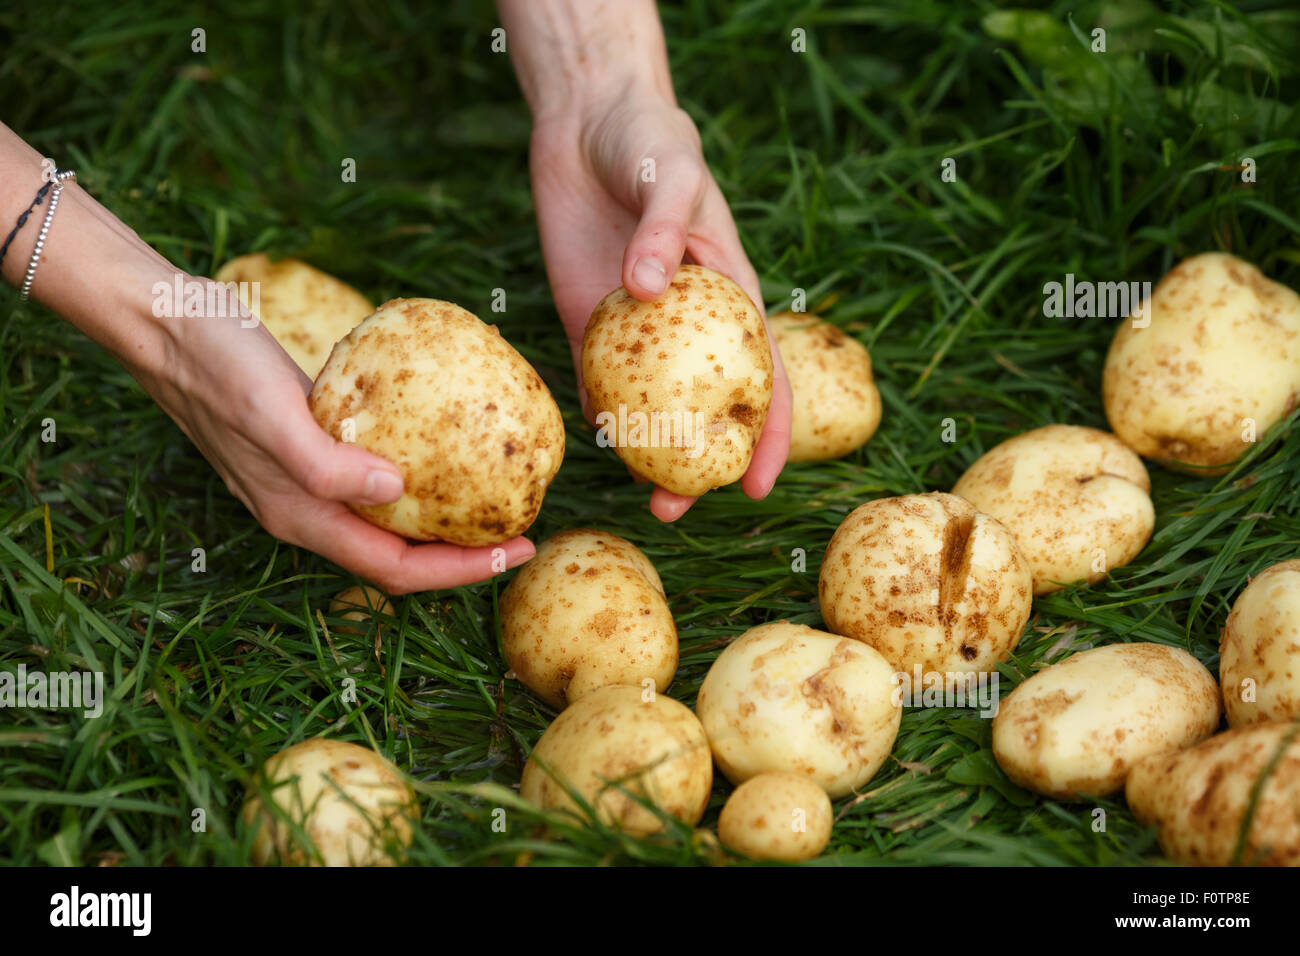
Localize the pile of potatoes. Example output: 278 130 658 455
234 254 1300 867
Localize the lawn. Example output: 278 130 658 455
2 0 1299 866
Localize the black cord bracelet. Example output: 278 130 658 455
0 180 56 270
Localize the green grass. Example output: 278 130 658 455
2 0 1300 865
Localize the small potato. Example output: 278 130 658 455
1220 559 1300 727
309 298 564 546
520 684 711 835
1103 252 1300 472
329 585 394 635
500 529 677 708
214 254 373 379
951 424 1155 595
1127 721 1300 866
992 643 1221 800
718 772 833 862
696 621 900 797
242 738 418 866
582 265 773 497
768 311 881 462
818 492 1032 674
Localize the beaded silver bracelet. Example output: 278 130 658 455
18 169 77 302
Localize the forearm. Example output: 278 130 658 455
0 122 178 379
497 0 675 119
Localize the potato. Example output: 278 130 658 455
214 254 373 379
329 585 394 635
696 621 900 797
951 425 1155 595
768 311 881 462
718 772 833 862
1103 252 1300 472
1127 721 1300 866
241 737 418 866
818 492 1032 673
309 298 564 546
582 265 773 497
1220 559 1300 727
500 529 677 708
519 684 711 835
992 643 1221 800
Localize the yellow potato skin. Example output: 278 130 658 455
992 643 1221 800
1221 559 1300 727
696 621 900 797
818 492 1032 674
520 685 712 836
214 254 373 380
1127 721 1300 866
1102 252 1300 472
952 425 1154 595
500 529 678 709
718 772 833 862
242 738 418 867
768 312 881 463
582 265 773 497
309 298 564 547
329 585 394 635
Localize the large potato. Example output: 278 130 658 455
1127 721 1300 866
951 425 1154 595
214 254 373 379
696 621 900 797
768 311 881 462
241 738 418 866
309 298 564 546
1221 559 1300 727
582 265 773 497
520 684 711 835
818 492 1032 673
992 643 1221 800
1103 252 1300 472
718 772 833 862
500 529 677 708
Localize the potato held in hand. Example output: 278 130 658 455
769 311 881 462
215 254 373 380
242 738 418 866
1103 252 1300 472
582 265 773 496
500 529 677 708
520 684 711 835
1127 721 1300 866
1220 559 1300 727
952 425 1154 595
819 492 1032 674
309 298 564 547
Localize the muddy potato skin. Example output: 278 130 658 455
1127 721 1300 866
519 684 711 835
309 298 564 546
952 425 1154 595
582 265 773 496
1221 559 1300 727
718 772 833 862
696 621 900 797
818 492 1032 673
992 643 1221 800
500 529 677 708
768 312 881 462
242 738 418 866
215 254 373 380
1103 252 1300 472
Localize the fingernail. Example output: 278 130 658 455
506 544 536 569
362 469 403 503
633 257 667 296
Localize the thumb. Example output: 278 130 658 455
622 154 706 300
278 404 405 505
